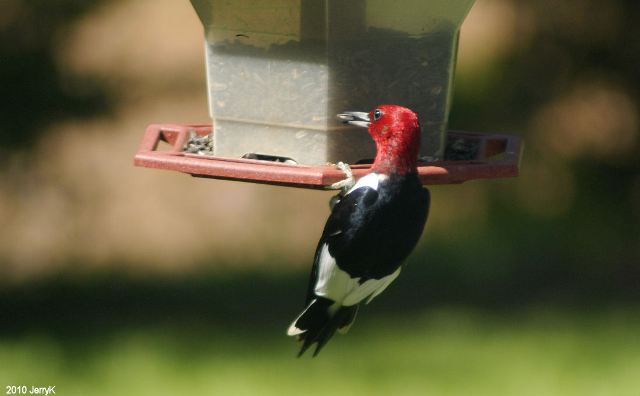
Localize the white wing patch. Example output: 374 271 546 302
314 243 401 307
314 244 355 301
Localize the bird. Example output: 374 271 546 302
287 104 431 357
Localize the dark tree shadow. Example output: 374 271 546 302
0 0 112 154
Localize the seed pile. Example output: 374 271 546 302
444 137 480 161
184 130 214 155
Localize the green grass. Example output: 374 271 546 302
1 307 639 396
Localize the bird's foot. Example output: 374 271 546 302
328 161 355 193
327 162 355 209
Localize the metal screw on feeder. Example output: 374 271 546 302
134 0 522 188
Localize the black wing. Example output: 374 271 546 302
304 186 379 304
304 174 430 303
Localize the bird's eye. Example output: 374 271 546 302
373 109 383 121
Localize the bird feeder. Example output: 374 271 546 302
134 0 522 189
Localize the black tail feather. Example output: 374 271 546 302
289 298 359 357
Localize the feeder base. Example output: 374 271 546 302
134 124 522 189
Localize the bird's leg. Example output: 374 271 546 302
327 161 355 209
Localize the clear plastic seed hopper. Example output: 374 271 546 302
134 0 522 189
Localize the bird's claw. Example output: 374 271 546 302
328 161 355 193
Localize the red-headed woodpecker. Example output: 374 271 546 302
287 105 430 356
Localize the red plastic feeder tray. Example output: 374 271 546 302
134 124 522 189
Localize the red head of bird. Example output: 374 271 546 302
338 105 421 175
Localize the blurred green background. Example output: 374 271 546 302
1 0 639 395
